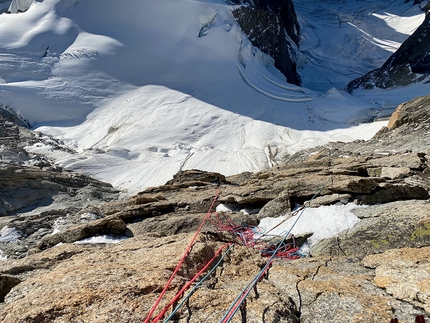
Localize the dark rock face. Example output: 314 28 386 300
227 0 300 44
0 107 121 258
0 275 20 303
346 13 430 91
228 0 301 85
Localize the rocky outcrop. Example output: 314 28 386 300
363 247 430 314
0 107 121 258
385 95 430 131
90 148 428 234
1 140 429 260
0 232 426 322
0 108 119 217
36 215 126 250
227 0 300 43
0 163 119 216
346 13 430 91
165 169 226 186
1 95 430 321
229 0 301 85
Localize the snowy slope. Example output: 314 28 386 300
295 0 426 91
0 0 427 195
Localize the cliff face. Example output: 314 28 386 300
227 0 300 44
228 0 301 85
346 12 430 91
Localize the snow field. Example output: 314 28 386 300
0 0 427 196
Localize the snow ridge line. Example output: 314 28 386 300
257 70 306 93
236 62 317 102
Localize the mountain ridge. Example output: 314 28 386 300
347 10 430 90
0 95 429 321
0 1 430 321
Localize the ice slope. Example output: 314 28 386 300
295 0 426 91
0 0 427 195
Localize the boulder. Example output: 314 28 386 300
306 193 352 207
362 247 430 313
164 169 226 187
257 192 291 220
37 215 126 250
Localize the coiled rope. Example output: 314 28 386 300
145 177 332 323
218 177 333 323
208 212 300 260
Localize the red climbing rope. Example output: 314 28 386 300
143 186 221 323
144 186 302 323
208 212 258 247
209 212 301 260
259 241 300 260
151 243 231 323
